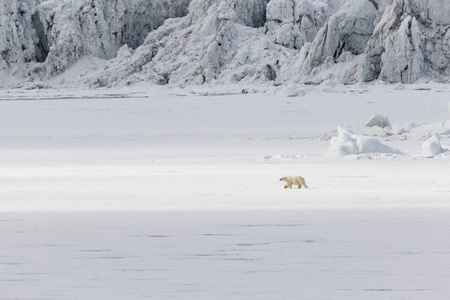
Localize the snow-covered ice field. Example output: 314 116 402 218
1 83 450 299
2 210 450 299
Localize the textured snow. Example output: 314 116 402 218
325 127 404 158
3 210 450 299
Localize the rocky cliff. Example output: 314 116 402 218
0 0 449 88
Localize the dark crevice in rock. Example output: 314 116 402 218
31 10 48 63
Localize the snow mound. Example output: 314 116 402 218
422 136 448 158
406 121 450 140
325 127 404 158
364 114 391 128
345 112 450 141
333 114 393 138
272 84 311 97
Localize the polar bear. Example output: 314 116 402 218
280 176 308 189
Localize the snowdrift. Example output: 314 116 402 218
325 127 404 158
1 0 450 87
422 136 448 158
326 106 450 158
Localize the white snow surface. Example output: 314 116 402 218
1 83 450 298
2 3 450 298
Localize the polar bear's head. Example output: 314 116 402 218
279 177 287 182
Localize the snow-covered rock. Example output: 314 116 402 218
33 0 191 78
1 0 450 86
299 0 377 84
264 0 344 50
379 15 424 83
0 1 36 70
78 0 297 87
325 127 404 158
422 136 446 158
362 0 450 83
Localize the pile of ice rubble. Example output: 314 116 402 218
2 0 450 88
325 113 450 159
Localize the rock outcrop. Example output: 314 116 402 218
299 0 377 83
362 0 450 83
264 0 344 50
34 0 191 78
0 1 36 70
86 0 293 87
1 0 450 87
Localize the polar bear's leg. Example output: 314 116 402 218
300 178 308 189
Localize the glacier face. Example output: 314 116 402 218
0 0 449 88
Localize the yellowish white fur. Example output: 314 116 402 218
279 176 308 189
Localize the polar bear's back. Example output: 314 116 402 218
290 176 304 184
